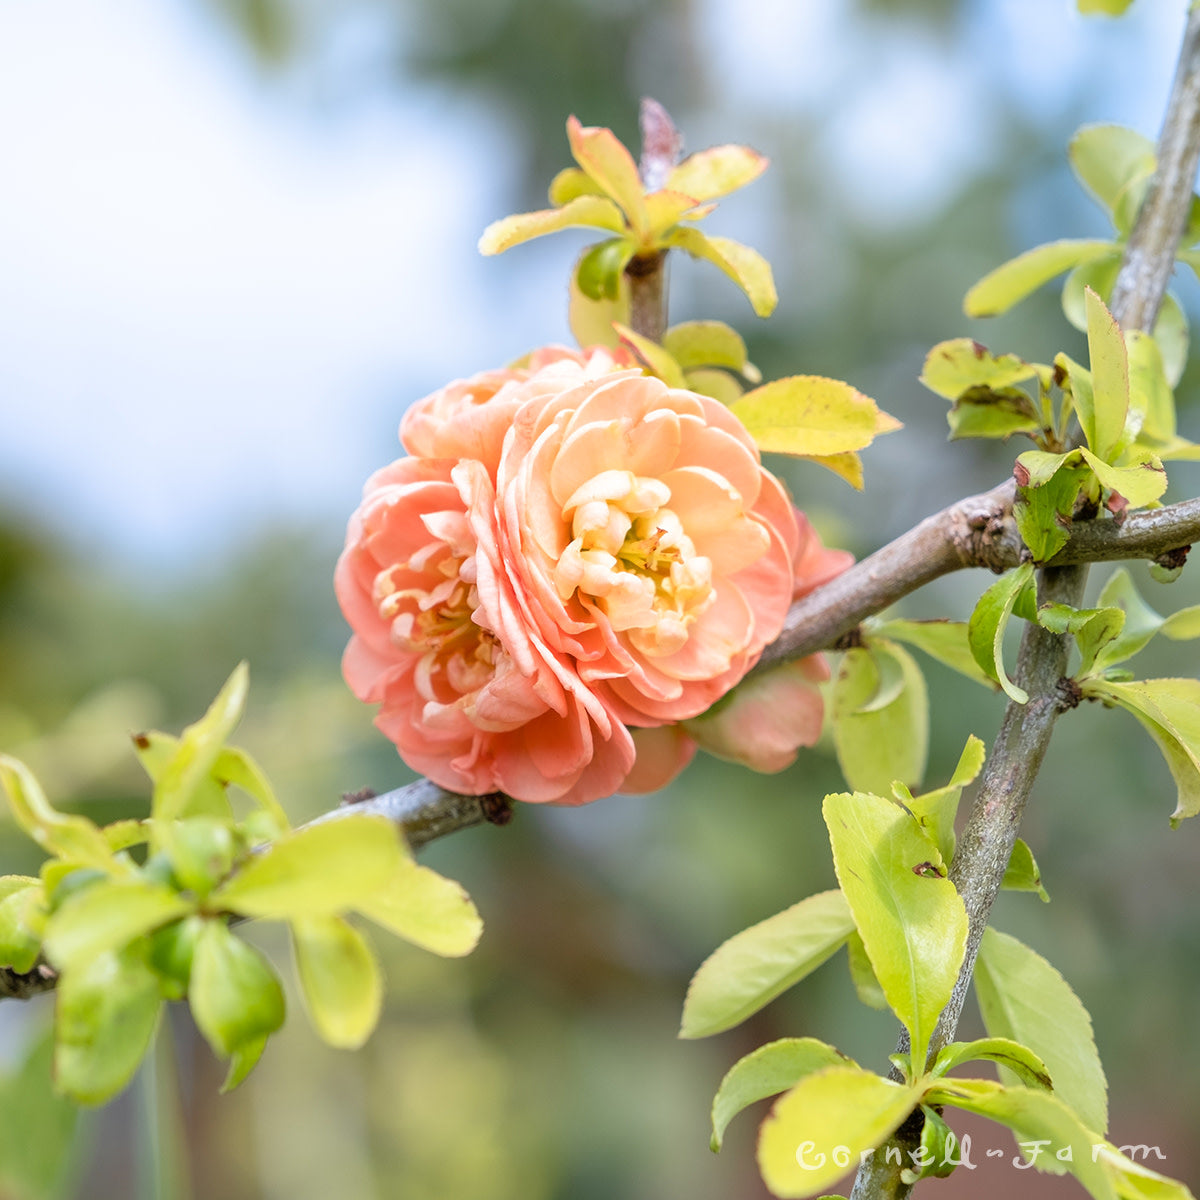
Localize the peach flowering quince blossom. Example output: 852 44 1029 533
337 352 853 805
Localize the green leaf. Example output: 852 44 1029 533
477 194 626 255
1015 468 1087 563
907 1105 959 1181
1068 125 1155 213
947 391 1042 441
666 144 769 202
212 814 406 919
758 1067 921 1198
151 664 248 830
967 564 1036 703
1016 448 1078 488
845 931 888 1010
662 320 750 373
565 116 647 237
925 1078 1115 1196
0 755 115 869
354 857 482 958
1083 677 1200 824
729 375 889 457
871 619 996 688
710 1037 851 1152
831 642 929 794
221 1035 267 1094
964 240 1115 317
0 880 46 973
900 734 987 865
975 928 1108 1133
55 946 162 1105
680 890 855 1039
644 188 711 237
43 879 192 973
189 920 285 1059
1126 329 1176 443
823 792 968 1070
146 914 203 1000
919 338 1038 399
664 226 777 317
932 1037 1052 1090
291 915 382 1050
1084 288 1129 461
576 237 636 301
612 322 687 388
1002 838 1049 902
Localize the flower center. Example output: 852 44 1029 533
375 546 498 698
553 469 715 657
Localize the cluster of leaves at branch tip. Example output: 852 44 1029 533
678 742 1192 1200
0 664 483 1106
480 113 902 489
963 120 1195 383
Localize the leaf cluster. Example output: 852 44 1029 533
0 664 482 1105
679 749 1190 1199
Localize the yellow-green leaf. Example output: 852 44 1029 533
1002 837 1049 902
567 247 630 348
968 564 1036 703
355 857 482 958
478 194 626 256
681 890 855 1039
964 239 1115 317
152 664 248 830
643 189 706 238
805 451 864 488
926 1078 1115 1195
55 947 162 1105
1077 447 1166 508
212 745 290 835
974 928 1108 1133
666 144 769 202
729 376 890 458
43 879 192 973
831 642 928 795
1126 329 1176 444
0 755 115 869
133 731 231 821
919 338 1038 399
547 166 605 205
665 226 778 317
0 880 46 973
758 1067 921 1198
662 320 750 373
212 814 407 919
189 920 285 1058
612 322 687 388
873 619 996 688
1084 288 1129 460
1069 124 1154 212
684 367 745 406
291 915 382 1050
565 116 648 237
710 1038 851 1152
823 791 967 1070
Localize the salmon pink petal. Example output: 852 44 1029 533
621 726 698 793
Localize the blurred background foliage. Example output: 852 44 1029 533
1 0 1199 1197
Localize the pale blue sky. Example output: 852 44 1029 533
0 0 1186 568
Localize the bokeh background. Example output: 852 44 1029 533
1 1 1198 1197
